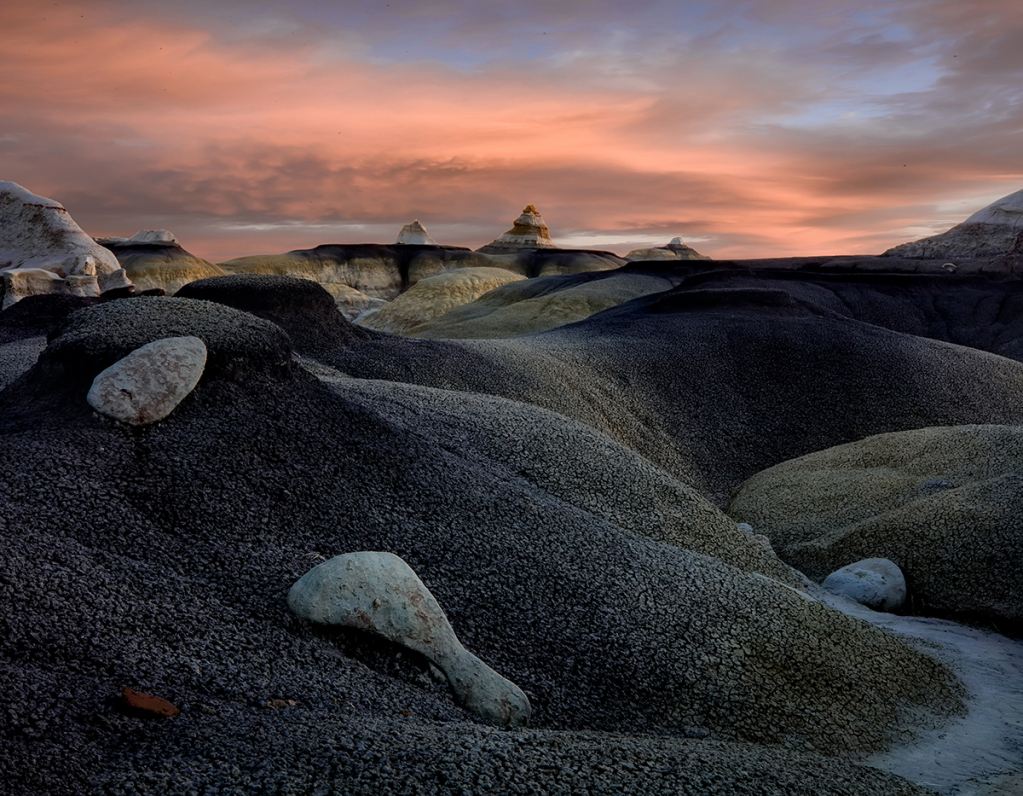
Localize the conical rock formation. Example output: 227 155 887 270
395 220 438 246
477 204 557 252
884 187 1023 259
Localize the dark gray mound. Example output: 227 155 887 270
0 300 963 794
28 296 293 401
0 293 100 344
326 274 1023 503
176 274 379 356
94 719 940 796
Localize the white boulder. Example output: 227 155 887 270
87 336 207 426
395 220 438 246
0 181 132 307
288 551 531 728
822 558 907 612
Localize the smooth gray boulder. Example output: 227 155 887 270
87 335 207 425
823 558 907 612
288 551 531 728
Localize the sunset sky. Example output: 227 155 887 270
3 0 1023 261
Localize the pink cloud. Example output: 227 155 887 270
2 0 1022 262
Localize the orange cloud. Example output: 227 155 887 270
2 0 1022 262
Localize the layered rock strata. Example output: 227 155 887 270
477 204 557 253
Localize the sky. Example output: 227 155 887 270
2 0 1023 262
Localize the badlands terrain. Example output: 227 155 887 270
1 182 1023 795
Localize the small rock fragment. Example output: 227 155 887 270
119 686 180 718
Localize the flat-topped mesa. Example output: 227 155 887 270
476 204 558 253
626 236 711 262
395 220 438 246
97 229 180 247
0 181 132 308
884 186 1023 260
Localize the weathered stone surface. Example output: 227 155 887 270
477 204 557 253
728 425 1023 627
823 558 906 612
289 551 531 728
360 267 526 335
87 336 207 425
0 181 130 307
395 220 438 246
119 686 180 718
884 187 1023 259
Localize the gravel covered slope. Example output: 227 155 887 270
329 283 1023 504
0 296 964 795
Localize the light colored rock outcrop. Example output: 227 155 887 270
883 187 1023 259
477 204 557 253
97 230 180 246
87 336 207 425
410 270 679 339
0 181 131 307
626 237 711 262
98 234 225 295
823 558 906 612
321 283 389 322
395 220 438 246
288 551 531 728
728 424 1023 625
359 267 526 335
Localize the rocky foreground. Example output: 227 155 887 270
1 252 1023 795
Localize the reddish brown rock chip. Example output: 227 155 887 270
119 686 180 718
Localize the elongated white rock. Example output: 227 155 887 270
87 336 207 425
288 551 531 728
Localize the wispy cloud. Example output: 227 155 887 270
1 0 1022 261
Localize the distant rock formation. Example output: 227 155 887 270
96 229 179 246
477 204 557 253
0 181 132 308
98 231 225 294
625 237 711 262
395 220 438 246
884 187 1023 259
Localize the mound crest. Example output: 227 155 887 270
177 274 378 355
34 296 293 392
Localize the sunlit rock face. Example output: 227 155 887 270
98 231 226 294
625 237 711 261
395 220 438 246
0 181 131 308
884 187 1023 259
477 204 558 253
